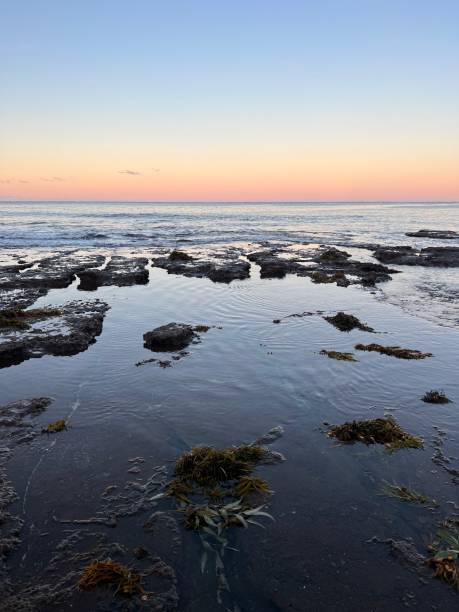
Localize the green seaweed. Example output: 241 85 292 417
355 343 432 359
428 520 459 589
324 312 374 332
381 481 430 504
42 419 67 434
328 416 423 450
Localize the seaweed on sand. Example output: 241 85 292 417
324 312 375 332
355 343 432 360
0 307 62 330
381 481 430 504
42 419 67 433
422 390 451 404
320 349 358 362
78 559 143 596
328 416 423 450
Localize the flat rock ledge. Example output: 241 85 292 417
0 300 109 368
143 323 195 351
78 256 149 290
152 251 250 283
373 245 459 267
247 246 397 286
405 229 458 239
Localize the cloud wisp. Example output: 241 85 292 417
40 176 65 182
118 170 141 176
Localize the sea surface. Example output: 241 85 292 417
1 201 458 250
1 202 459 611
1 200 458 327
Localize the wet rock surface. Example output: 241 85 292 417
0 252 106 310
78 256 149 290
405 229 458 239
143 323 195 352
248 246 396 286
152 250 250 283
373 245 459 267
0 300 109 368
0 397 53 599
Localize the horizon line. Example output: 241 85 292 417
1 199 458 205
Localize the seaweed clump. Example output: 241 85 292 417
234 476 271 499
174 445 265 487
355 343 432 360
169 249 193 262
311 271 347 284
320 349 357 362
78 559 143 596
324 312 374 332
422 390 451 404
381 481 430 504
0 307 62 330
42 419 67 433
427 520 459 589
193 324 210 333
328 416 423 450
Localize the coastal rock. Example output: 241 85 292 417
0 300 109 368
0 398 52 428
405 229 458 239
143 323 195 351
373 245 459 267
152 249 250 283
0 252 106 309
247 247 395 285
78 256 149 290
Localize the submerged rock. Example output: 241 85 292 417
406 229 458 239
324 312 375 332
355 343 432 360
0 300 109 368
143 323 195 351
78 256 149 290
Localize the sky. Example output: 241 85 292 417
1 0 458 202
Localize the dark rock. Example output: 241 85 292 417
169 250 194 261
374 245 459 267
0 398 52 428
78 256 149 290
143 323 195 351
133 546 149 559
0 300 109 368
153 252 250 283
406 229 458 239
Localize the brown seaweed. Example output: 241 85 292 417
328 416 423 450
355 343 432 360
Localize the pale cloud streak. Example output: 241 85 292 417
118 170 141 176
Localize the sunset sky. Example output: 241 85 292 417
1 1 458 201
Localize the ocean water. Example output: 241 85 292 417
1 201 458 328
0 201 458 249
2 264 459 611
